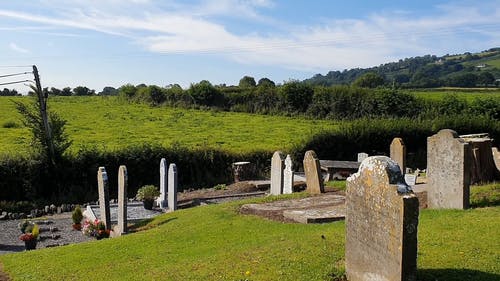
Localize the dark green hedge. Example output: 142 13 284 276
1 115 498 203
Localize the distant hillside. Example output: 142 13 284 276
305 48 500 88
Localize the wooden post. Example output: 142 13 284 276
32 65 54 162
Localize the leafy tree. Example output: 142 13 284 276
118 84 137 99
61 87 72 96
279 80 313 112
477 71 495 87
73 86 95 96
257 78 275 88
188 80 224 106
352 72 385 88
99 86 118 96
1 88 19 96
50 87 62 96
239 76 256 88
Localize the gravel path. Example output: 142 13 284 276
0 213 93 255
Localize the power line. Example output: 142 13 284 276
0 71 31 79
0 80 32 86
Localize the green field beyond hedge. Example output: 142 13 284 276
0 186 499 281
0 96 338 156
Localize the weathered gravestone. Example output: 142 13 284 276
427 129 471 209
357 152 369 163
117 165 128 236
493 147 500 173
283 155 294 194
346 156 419 281
390 137 406 174
303 150 324 194
270 151 285 195
404 174 417 186
157 158 168 209
168 163 178 211
97 167 111 230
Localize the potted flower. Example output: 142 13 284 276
18 220 39 250
82 219 111 240
72 205 84 230
136 185 160 210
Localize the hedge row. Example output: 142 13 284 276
1 115 499 203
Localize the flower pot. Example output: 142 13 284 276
72 223 82 231
24 239 37 250
143 199 154 210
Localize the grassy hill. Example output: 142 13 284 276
0 96 338 156
305 48 500 87
0 184 498 281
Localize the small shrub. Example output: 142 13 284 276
72 205 83 224
136 185 160 201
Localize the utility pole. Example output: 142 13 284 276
33 65 55 163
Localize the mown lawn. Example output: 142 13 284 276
0 96 338 156
0 186 498 281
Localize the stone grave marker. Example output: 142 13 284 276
283 154 294 194
270 151 285 195
117 165 128 236
168 163 178 211
493 147 500 173
357 152 368 163
390 137 406 174
97 167 111 230
427 129 471 209
404 174 417 186
157 158 168 209
303 150 324 194
346 156 419 281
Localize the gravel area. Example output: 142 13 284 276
0 213 93 255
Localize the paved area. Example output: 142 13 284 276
240 193 346 223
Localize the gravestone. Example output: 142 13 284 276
157 158 168 209
270 151 285 195
460 135 497 183
117 165 128 236
303 150 324 194
404 174 417 186
493 147 500 173
357 152 368 163
427 129 471 209
168 163 178 211
283 155 294 194
97 167 111 230
346 156 419 281
390 137 406 174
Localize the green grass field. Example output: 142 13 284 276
0 185 498 281
406 88 500 101
0 96 338 156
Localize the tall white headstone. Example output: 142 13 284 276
97 167 111 230
157 158 168 209
357 152 368 163
270 151 285 195
117 165 128 236
168 163 178 211
283 155 294 194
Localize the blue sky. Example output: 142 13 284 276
0 0 499 92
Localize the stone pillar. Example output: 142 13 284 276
427 129 471 209
270 151 285 195
303 150 324 194
168 163 178 211
390 137 406 174
117 165 128 235
346 156 419 281
283 155 294 194
97 167 111 230
157 158 168 209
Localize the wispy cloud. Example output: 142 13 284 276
1 0 499 71
9 42 30 53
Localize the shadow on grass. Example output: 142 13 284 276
418 268 500 281
128 217 177 233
